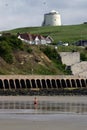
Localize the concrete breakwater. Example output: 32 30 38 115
0 75 87 90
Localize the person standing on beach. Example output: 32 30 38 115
34 97 38 109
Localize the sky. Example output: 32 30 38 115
0 0 87 31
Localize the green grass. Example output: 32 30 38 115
8 24 87 44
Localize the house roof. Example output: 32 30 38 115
45 35 54 41
18 33 53 44
18 33 33 41
18 33 46 41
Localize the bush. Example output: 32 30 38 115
40 46 71 74
0 35 23 63
41 46 58 60
80 53 87 61
4 53 13 64
0 41 13 63
27 47 32 53
8 35 23 49
0 35 23 50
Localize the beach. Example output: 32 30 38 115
0 113 87 130
0 95 87 102
0 96 87 130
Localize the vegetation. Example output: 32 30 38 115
0 35 23 63
40 46 71 74
80 52 87 61
0 24 86 75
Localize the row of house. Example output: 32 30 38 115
1 32 87 46
17 33 53 45
0 32 54 45
75 40 87 47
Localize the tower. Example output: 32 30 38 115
42 10 61 26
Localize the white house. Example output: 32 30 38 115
17 33 53 45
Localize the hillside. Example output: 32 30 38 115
0 24 87 75
0 34 68 75
0 45 68 75
9 24 87 44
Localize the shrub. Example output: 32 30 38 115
27 47 32 53
41 46 58 60
0 35 23 63
41 46 71 74
80 53 87 61
9 35 23 49
0 41 13 63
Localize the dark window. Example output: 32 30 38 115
0 79 4 89
41 79 47 88
71 79 76 88
9 79 15 89
86 79 87 86
81 79 86 87
76 79 81 88
15 79 21 89
46 79 51 88
26 79 31 88
20 79 26 88
51 79 57 88
36 79 42 88
4 79 9 89
61 79 67 88
56 79 61 88
31 79 36 88
66 79 71 88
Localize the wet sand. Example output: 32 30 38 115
0 96 87 103
0 114 87 130
0 96 87 130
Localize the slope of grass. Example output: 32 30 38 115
9 24 87 44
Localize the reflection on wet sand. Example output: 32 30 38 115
0 101 87 114
0 96 87 130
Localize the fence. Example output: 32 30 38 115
0 101 87 114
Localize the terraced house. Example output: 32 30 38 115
18 33 53 45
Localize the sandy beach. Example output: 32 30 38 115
0 96 87 102
0 96 87 130
0 113 87 130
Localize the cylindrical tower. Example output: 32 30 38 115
42 10 61 26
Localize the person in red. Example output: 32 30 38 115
34 97 38 109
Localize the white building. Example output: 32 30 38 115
42 10 61 26
17 33 53 45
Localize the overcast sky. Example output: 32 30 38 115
0 0 87 31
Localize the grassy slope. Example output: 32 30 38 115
9 24 87 44
9 23 87 59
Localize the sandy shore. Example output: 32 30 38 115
0 96 87 102
0 113 87 130
0 96 87 130
0 96 87 103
